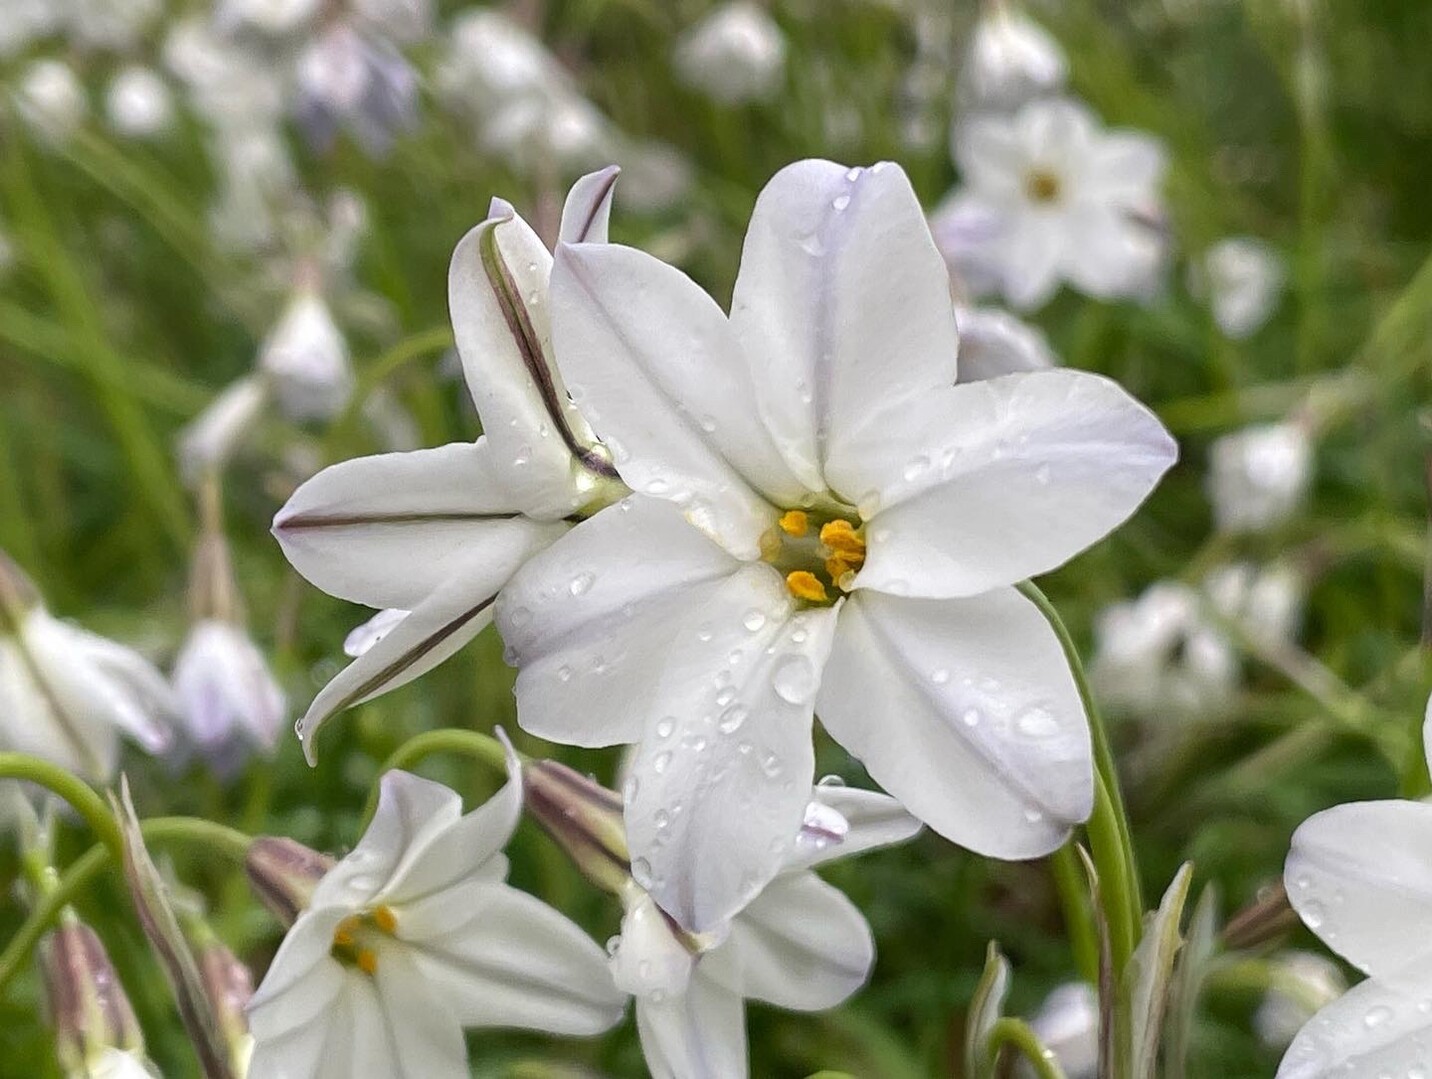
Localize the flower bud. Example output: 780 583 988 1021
246 837 334 926
41 914 146 1075
258 287 354 422
673 2 787 106
1207 421 1313 534
106 67 174 141
16 59 88 147
958 8 1067 116
198 937 256 1075
523 759 631 897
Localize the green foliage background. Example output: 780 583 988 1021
3 0 1432 1075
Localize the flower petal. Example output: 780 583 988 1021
1277 976 1432 1079
846 370 1176 599
404 882 627 1035
558 165 619 244
551 242 799 556
818 588 1092 859
1285 799 1432 988
636 972 749 1079
273 439 566 610
498 496 744 748
729 160 960 492
701 871 872 1011
624 580 837 934
371 950 472 1079
782 783 923 873
247 908 347 1026
449 207 601 519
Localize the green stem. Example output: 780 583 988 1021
0 753 122 856
1089 773 1138 975
1049 843 1099 984
0 816 252 996
988 1017 1068 1079
361 728 513 827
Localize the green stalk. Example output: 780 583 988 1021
0 816 252 995
360 727 513 827
988 1017 1068 1079
1050 843 1100 984
0 753 122 856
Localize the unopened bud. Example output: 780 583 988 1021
523 760 631 897
246 837 334 926
41 914 145 1074
198 937 255 1075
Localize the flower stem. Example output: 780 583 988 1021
0 753 122 856
988 1017 1068 1079
361 728 513 827
1018 582 1144 971
0 816 252 996
1049 843 1099 984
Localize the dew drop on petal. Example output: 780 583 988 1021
652 751 672 775
1015 706 1059 739
930 668 951 686
742 609 767 633
772 655 818 704
718 704 749 733
632 857 653 888
568 572 594 596
1300 900 1326 929
961 707 981 727
817 773 846 788
1364 1005 1393 1029
655 717 675 739
832 194 851 211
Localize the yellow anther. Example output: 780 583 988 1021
819 519 866 557
371 905 399 934
778 510 810 537
826 555 860 584
332 915 361 950
786 571 828 603
356 948 378 976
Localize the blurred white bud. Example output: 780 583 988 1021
208 127 297 252
165 18 286 129
1024 982 1098 1079
105 67 174 140
958 8 1067 115
617 141 693 214
438 11 559 106
172 620 285 773
1207 421 1313 533
177 376 271 486
295 22 419 156
1204 561 1304 652
16 60 87 146
64 0 162 51
673 1 787 106
1196 237 1287 339
219 0 321 35
352 0 432 43
259 289 354 421
0 0 59 58
954 306 1058 383
483 93 612 173
1254 951 1346 1050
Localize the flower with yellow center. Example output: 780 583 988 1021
495 158 1177 936
246 758 626 1079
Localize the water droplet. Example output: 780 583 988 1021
1301 900 1326 929
760 752 782 778
961 707 981 727
508 606 532 628
654 809 670 830
513 445 532 467
772 655 818 704
845 166 862 181
718 704 749 733
556 665 572 682
902 455 930 482
646 477 670 495
655 717 675 739
652 751 672 775
697 624 714 642
699 414 717 433
1364 1005 1393 1029
632 857 653 887
1035 462 1052 485
796 379 814 403
715 686 737 707
1023 807 1045 824
568 572 594 596
832 194 851 212
930 668 951 685
1015 706 1059 739
623 776 640 804
742 609 767 632
605 935 621 956
817 773 846 787
682 734 708 752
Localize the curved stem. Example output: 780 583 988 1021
361 728 513 827
1049 843 1099 984
0 753 122 856
0 816 252 996
1089 774 1138 975
988 1017 1068 1079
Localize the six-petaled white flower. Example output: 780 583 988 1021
495 159 1177 934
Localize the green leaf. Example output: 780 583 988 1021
965 941 1012 1079
1119 862 1194 1079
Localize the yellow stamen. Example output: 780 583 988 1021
356 949 378 976
825 555 859 583
371 905 399 934
332 916 361 950
778 510 810 537
786 571 828 603
819 519 866 557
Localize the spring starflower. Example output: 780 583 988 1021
497 159 1176 932
247 760 625 1078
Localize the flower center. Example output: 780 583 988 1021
330 905 398 976
761 509 867 605
1024 167 1063 204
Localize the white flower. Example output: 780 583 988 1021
934 97 1168 309
172 620 285 767
259 289 354 422
1026 982 1098 1079
16 60 88 146
177 376 270 485
62 0 161 52
673 2 787 106
219 0 322 35
1208 420 1313 534
610 782 920 1078
0 553 174 783
1204 561 1304 652
206 127 297 253
246 764 626 1079
1277 697 1432 1077
0 0 57 58
954 305 1058 383
1255 951 1346 1051
957 7 1067 115
1198 236 1286 339
272 169 625 760
105 66 174 140
497 159 1177 933
294 22 419 156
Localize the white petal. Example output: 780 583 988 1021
610 891 696 1000
172 620 285 751
498 496 743 748
818 588 1091 859
1277 976 1432 1079
701 871 872 1011
846 370 1176 599
312 771 463 910
1000 217 1065 311
0 635 117 782
371 951 472 1079
295 547 544 762
624 579 837 934
636 972 749 1079
551 242 797 556
953 115 1027 195
1285 800 1432 988
450 203 604 519
729 160 960 492
247 909 348 1027
1086 131 1167 201
273 439 565 610
558 165 619 244
342 607 409 658
1422 691 1432 781
954 305 1058 384
782 783 923 873
1063 209 1164 299
404 882 626 1035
